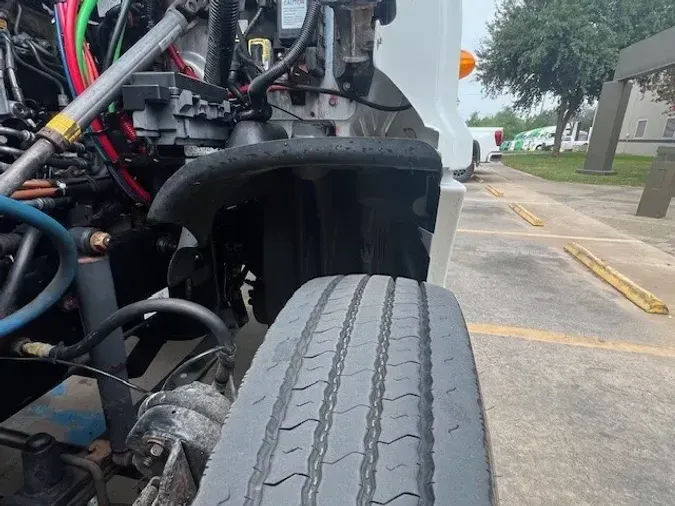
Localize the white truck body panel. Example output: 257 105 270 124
374 0 472 172
372 0 469 285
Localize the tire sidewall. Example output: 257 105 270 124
453 162 476 183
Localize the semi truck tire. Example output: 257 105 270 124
453 161 476 183
454 141 479 183
194 275 496 505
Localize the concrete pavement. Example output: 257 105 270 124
449 162 675 505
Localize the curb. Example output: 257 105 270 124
564 242 669 315
509 203 544 227
486 185 504 197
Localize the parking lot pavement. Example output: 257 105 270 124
447 163 675 505
482 163 675 256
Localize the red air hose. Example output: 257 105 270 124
60 0 151 203
167 45 197 78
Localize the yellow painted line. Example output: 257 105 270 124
468 324 675 359
465 199 565 205
472 174 485 183
456 228 642 243
509 203 544 227
564 242 669 315
486 185 504 197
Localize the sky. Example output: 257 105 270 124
458 0 513 120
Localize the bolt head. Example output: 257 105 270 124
149 443 164 458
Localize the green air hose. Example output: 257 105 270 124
75 0 98 78
76 0 125 77
74 0 125 111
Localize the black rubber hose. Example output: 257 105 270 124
50 298 234 361
0 227 41 316
0 231 22 256
144 0 158 30
227 52 246 103
247 0 321 109
1 32 24 103
0 427 30 450
14 49 66 96
24 41 67 85
203 0 239 86
0 146 89 169
103 0 132 71
243 7 263 39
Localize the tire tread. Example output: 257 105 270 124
194 276 494 505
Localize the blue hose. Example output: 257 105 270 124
0 196 77 337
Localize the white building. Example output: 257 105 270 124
617 86 675 156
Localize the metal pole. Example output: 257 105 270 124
75 255 135 455
0 139 53 197
0 8 189 197
63 9 188 127
578 80 632 175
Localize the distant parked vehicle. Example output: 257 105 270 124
561 129 590 151
455 127 504 182
532 130 556 151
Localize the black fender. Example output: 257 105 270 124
148 135 442 322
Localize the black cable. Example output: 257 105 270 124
13 2 22 35
237 46 264 75
1 32 24 103
235 22 264 75
49 298 234 361
106 164 145 204
25 40 59 61
162 346 225 390
121 315 157 339
0 356 149 394
279 83 413 112
0 146 88 168
0 227 41 316
103 0 132 71
270 103 305 121
247 0 321 109
229 82 247 103
24 41 67 84
13 47 66 95
243 7 263 39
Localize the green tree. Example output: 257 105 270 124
644 70 675 107
467 107 524 140
523 109 558 132
573 106 597 132
477 0 675 154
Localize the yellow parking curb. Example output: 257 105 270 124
564 242 669 315
509 203 544 226
472 175 485 183
486 185 504 197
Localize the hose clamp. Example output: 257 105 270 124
38 114 82 152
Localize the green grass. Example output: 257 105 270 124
501 152 653 186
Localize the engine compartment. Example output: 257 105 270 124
0 0 443 503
